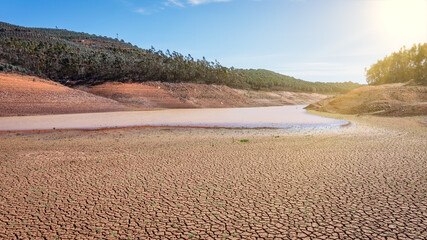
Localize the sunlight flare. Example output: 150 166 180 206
376 0 427 47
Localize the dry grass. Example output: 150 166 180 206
307 83 427 116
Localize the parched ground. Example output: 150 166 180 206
306 83 427 117
0 73 130 116
86 82 328 109
0 115 426 239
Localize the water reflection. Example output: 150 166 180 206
0 105 348 131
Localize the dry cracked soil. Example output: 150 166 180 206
0 115 426 239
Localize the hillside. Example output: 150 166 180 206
0 72 328 116
0 73 130 116
0 21 361 93
240 69 362 93
306 82 427 116
85 82 327 109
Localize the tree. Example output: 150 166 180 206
366 43 427 85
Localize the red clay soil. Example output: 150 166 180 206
86 82 328 109
306 83 427 116
0 73 130 116
86 82 196 109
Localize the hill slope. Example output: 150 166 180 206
1 72 328 116
85 82 327 109
0 21 360 93
240 69 361 93
0 73 130 116
306 82 427 116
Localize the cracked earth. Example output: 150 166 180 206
0 116 426 239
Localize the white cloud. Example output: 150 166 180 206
187 0 232 5
164 0 185 7
134 8 148 14
133 0 232 16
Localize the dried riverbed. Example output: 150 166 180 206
0 115 426 239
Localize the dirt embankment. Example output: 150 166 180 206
0 73 328 116
306 83 427 116
86 82 327 109
0 73 130 116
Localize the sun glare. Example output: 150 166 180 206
376 0 427 47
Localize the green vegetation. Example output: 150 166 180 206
366 43 427 85
0 21 361 93
240 69 361 93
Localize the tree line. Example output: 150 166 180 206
366 43 427 85
240 69 361 93
0 21 361 93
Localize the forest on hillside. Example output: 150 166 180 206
366 43 427 85
240 69 361 93
0 21 361 93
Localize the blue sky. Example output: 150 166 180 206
1 0 426 83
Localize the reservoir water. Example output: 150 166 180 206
0 105 348 131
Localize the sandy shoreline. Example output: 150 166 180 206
0 114 426 239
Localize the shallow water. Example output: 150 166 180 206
0 105 347 131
